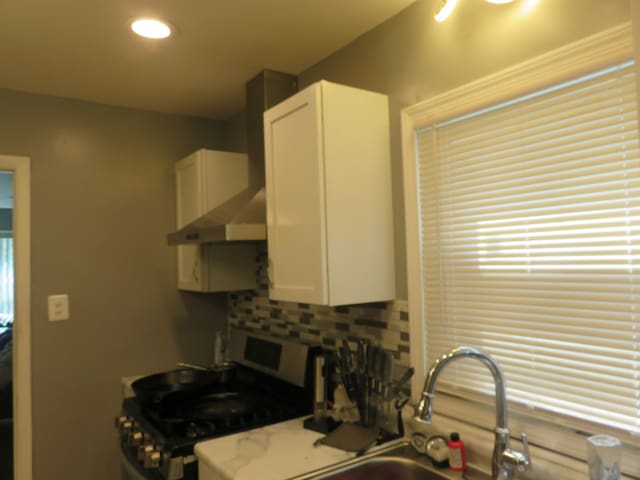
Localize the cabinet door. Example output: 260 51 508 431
264 84 328 304
176 152 206 291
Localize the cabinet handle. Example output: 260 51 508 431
193 258 199 283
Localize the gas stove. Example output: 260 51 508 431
117 329 318 480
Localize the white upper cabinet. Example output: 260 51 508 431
263 81 395 306
175 149 257 292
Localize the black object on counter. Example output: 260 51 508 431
131 368 227 405
303 415 340 434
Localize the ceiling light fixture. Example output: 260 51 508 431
434 0 458 22
130 18 173 39
485 0 514 3
520 0 539 13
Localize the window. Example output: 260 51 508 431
418 59 639 431
402 22 639 476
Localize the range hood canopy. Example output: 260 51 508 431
167 186 266 244
167 70 298 245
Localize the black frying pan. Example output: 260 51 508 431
132 368 223 405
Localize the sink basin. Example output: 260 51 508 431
314 456 449 480
290 441 488 480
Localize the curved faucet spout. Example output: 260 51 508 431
412 346 531 480
413 346 507 429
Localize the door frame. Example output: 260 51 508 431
0 155 31 480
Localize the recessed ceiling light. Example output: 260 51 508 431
130 18 172 39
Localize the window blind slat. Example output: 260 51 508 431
439 96 638 155
438 114 639 165
435 72 637 151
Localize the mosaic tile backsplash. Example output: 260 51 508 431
228 246 411 378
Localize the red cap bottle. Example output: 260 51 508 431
448 432 467 472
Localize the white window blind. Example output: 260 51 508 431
416 60 640 434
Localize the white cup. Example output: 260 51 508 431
586 435 622 480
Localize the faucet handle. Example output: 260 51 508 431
521 433 532 470
501 432 532 473
517 432 532 472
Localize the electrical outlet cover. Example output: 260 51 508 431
48 294 69 321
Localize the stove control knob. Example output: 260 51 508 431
114 416 131 429
137 444 155 462
127 430 144 446
119 420 134 436
144 449 162 470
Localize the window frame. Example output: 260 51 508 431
401 21 639 475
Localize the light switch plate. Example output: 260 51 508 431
48 294 69 321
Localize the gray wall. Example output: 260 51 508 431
298 0 631 299
0 89 229 480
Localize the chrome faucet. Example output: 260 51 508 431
413 346 532 479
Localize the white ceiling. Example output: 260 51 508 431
0 0 416 120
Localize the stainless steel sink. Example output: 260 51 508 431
289 441 490 480
313 456 450 480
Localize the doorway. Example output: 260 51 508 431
0 171 14 477
0 155 31 480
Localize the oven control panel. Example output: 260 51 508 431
116 415 162 468
116 412 197 479
228 328 313 387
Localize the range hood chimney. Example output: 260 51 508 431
167 70 298 245
246 70 299 188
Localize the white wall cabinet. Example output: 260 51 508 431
263 81 395 306
175 149 257 292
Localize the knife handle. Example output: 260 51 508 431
356 339 366 374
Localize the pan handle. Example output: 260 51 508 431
177 362 209 371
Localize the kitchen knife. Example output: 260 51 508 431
356 339 366 376
339 339 360 403
382 350 394 395
392 366 415 397
330 350 346 385
380 350 395 430
375 347 386 389
357 339 371 425
367 341 376 380
340 339 353 374
373 346 387 426
381 350 393 400
366 342 378 426
335 349 357 402
341 339 361 404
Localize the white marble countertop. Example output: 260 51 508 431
195 417 356 480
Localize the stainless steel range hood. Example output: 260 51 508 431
167 186 266 244
167 70 297 245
